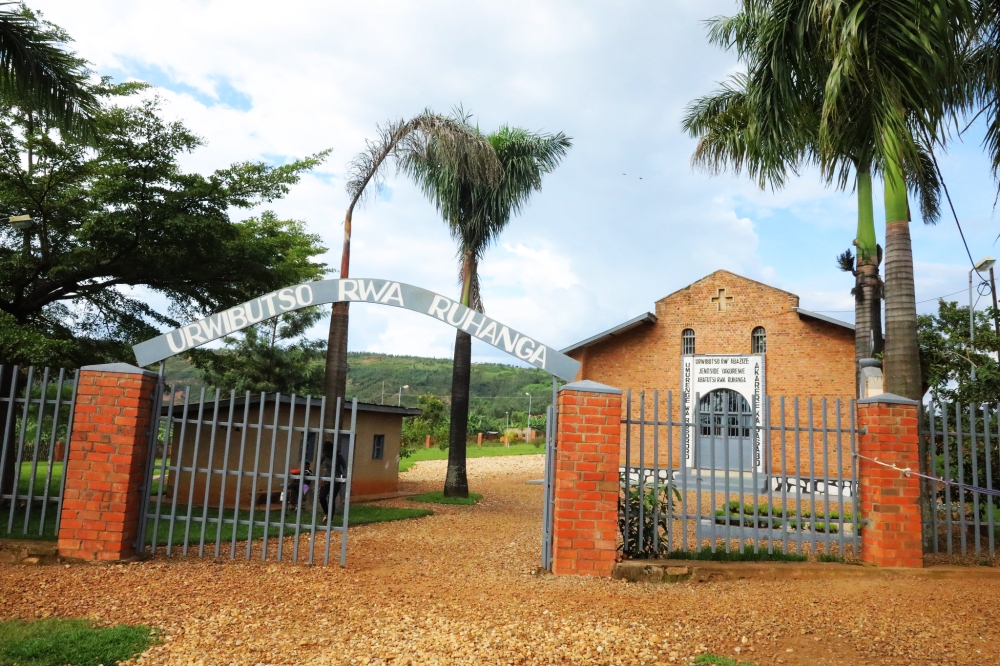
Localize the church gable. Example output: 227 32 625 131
655 270 799 321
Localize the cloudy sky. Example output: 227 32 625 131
34 0 1000 365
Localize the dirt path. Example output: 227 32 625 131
2 454 999 665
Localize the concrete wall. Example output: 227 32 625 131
164 401 403 509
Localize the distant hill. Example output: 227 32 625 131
163 352 557 419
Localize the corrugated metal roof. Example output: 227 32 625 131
561 312 657 354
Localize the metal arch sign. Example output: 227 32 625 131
131 278 581 381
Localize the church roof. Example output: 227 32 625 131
561 312 657 354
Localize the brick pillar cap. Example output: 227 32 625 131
558 380 622 395
857 392 919 406
81 362 159 377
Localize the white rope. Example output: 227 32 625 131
854 452 1000 499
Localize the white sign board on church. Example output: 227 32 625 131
680 354 766 471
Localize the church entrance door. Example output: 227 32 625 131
696 389 754 470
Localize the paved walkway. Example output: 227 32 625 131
2 455 999 665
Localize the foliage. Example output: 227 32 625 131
409 491 482 505
188 307 325 395
0 78 327 367
0 5 99 139
918 299 1000 404
618 483 682 559
0 618 156 666
401 395 451 453
663 547 808 563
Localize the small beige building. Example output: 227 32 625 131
163 395 419 509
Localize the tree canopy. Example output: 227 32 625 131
0 82 328 367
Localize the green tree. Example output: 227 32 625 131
0 4 98 138
401 395 450 453
918 300 1000 404
189 307 325 394
0 83 327 367
406 119 570 496
322 111 500 433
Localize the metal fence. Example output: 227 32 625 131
0 365 78 540
920 400 1000 559
619 390 860 559
137 383 358 566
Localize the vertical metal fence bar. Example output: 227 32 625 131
7 366 34 533
722 390 730 552
766 396 775 554
807 398 816 556
623 389 631 555
213 391 238 558
793 397 802 554
246 392 267 561
276 395 298 562
542 404 553 569
292 396 313 563
0 366 20 523
339 399 358 567
323 398 343 566
136 371 165 555
821 399 830 555
749 394 756 552
653 390 660 556
681 392 689 552
38 368 66 536
780 397 788 555
183 388 208 556
52 370 78 540
230 393 252 559
956 402 967 554
942 403 953 554
23 368 50 534
637 391 646 554
197 389 222 557
835 399 845 556
988 405 997 557
261 393 282 561
972 403 982 557
666 391 674 554
850 402 860 557
930 402 939 554
307 396 327 566
166 387 191 555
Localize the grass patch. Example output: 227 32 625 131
817 553 846 563
0 618 156 666
144 503 433 548
694 654 754 666
400 443 542 472
15 461 64 498
409 491 482 505
662 547 808 563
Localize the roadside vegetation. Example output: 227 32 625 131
0 619 156 666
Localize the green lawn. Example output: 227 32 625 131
694 654 754 666
2 501 62 541
400 443 543 472
145 503 433 548
15 461 64 498
409 491 483 505
0 618 156 666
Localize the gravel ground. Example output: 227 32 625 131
2 454 1000 665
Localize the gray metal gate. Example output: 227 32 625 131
620 390 860 559
0 365 78 540
137 381 358 566
920 400 1000 559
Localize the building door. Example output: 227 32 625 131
696 389 754 470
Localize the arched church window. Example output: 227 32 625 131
682 328 695 355
751 326 766 353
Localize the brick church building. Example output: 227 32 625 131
562 270 856 474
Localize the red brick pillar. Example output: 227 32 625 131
856 393 923 567
59 363 158 561
553 380 622 576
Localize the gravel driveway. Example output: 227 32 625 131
2 454 999 665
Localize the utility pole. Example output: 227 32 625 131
991 267 1000 337
381 381 385 405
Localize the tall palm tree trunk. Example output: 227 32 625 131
444 252 476 497
854 167 884 394
883 158 922 400
323 210 353 434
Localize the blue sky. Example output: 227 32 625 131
35 0 1000 364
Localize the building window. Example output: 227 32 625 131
751 326 766 354
682 328 696 355
372 434 385 460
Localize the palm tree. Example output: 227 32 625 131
322 112 500 432
683 6 889 394
0 4 97 137
405 121 571 496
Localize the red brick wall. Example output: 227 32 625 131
552 384 621 577
568 271 856 474
58 365 158 561
857 396 923 567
